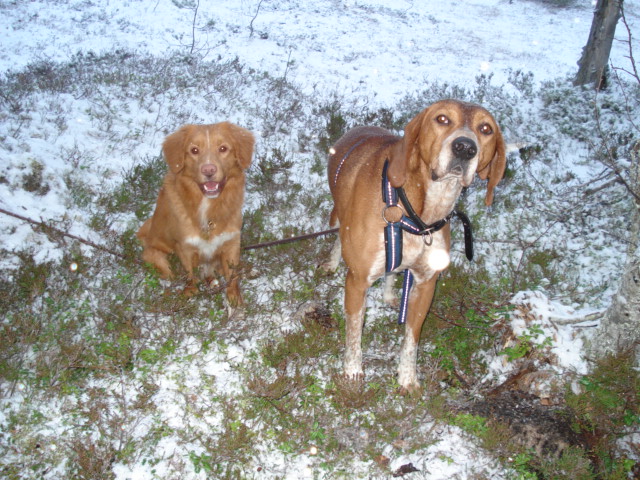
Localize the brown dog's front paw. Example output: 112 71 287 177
225 290 244 309
182 282 198 297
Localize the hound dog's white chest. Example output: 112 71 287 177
366 229 448 285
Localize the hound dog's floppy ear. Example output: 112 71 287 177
223 122 255 170
388 111 425 188
476 121 506 206
163 125 192 174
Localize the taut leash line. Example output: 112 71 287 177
242 227 339 251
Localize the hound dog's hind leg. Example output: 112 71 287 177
321 237 342 273
382 273 399 307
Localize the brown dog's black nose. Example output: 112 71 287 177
452 137 477 160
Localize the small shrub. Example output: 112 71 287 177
423 263 513 385
566 348 639 477
500 324 553 362
21 160 50 195
451 413 489 437
99 154 165 220
314 100 348 154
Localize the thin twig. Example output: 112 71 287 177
249 0 264 38
618 3 639 82
190 0 200 55
0 207 134 262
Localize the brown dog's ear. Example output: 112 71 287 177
225 122 255 170
476 122 506 206
163 125 191 174
388 111 424 188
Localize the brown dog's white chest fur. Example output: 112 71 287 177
183 198 240 259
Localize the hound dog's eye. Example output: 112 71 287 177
436 114 449 125
190 146 200 155
479 123 493 135
219 145 228 153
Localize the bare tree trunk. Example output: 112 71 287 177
591 250 640 359
588 4 640 361
574 0 622 89
591 148 640 360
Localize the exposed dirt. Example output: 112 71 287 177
458 390 587 459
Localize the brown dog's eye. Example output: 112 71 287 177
190 147 200 155
219 145 228 153
479 123 493 135
436 114 449 125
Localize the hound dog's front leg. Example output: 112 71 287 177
397 273 438 393
343 268 369 381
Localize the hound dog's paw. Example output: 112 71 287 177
342 371 365 386
319 258 340 274
397 383 423 397
319 239 342 274
382 273 400 307
227 304 246 321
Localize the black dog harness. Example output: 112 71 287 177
381 160 474 324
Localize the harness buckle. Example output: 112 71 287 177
382 205 404 224
422 230 433 246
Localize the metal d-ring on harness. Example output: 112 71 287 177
381 160 474 324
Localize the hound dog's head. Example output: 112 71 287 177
388 99 506 205
162 122 254 198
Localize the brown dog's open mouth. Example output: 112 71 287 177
200 179 226 198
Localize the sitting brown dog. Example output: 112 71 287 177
137 122 254 306
325 100 506 392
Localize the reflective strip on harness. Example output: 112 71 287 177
384 223 402 272
332 138 368 187
382 161 414 325
399 270 414 324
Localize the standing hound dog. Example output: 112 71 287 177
325 99 506 393
137 122 254 306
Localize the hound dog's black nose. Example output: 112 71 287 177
452 137 477 160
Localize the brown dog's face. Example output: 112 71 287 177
163 122 254 199
389 99 506 205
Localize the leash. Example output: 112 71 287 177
242 227 338 251
381 160 474 324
